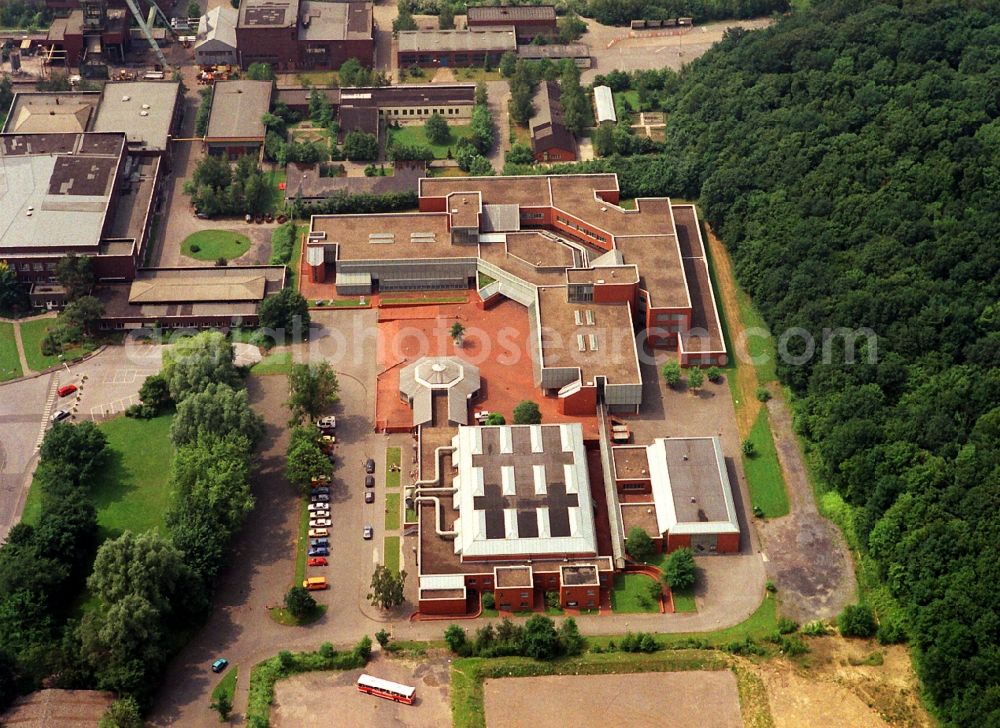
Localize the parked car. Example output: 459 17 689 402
311 494 330 502
307 546 329 557
57 384 77 397
364 491 375 504
308 503 328 512
313 486 330 495
211 658 229 673
309 518 332 528
308 528 329 538
316 416 337 430
307 556 328 567
50 409 70 423
302 576 328 591
365 458 376 474
310 538 329 547
363 524 374 540
310 510 330 519
364 475 375 488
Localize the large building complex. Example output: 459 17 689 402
306 173 727 370
235 0 374 70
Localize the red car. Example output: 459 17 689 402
307 557 328 567
57 384 77 397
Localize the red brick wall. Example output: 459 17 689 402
666 533 691 552
533 146 577 163
419 597 466 615
237 26 299 69
716 532 739 553
494 586 532 611
420 196 447 213
593 281 637 305
559 583 600 609
680 350 729 367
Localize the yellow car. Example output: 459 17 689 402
308 528 329 538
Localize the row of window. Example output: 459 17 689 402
387 107 462 117
14 262 56 272
554 215 608 244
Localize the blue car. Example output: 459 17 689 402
313 486 330 495
211 658 229 673
310 538 329 548
307 546 329 557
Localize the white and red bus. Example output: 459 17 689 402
356 673 416 704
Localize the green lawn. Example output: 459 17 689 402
743 408 790 518
287 223 306 290
672 587 697 613
23 414 176 540
381 295 467 305
736 286 778 383
212 665 238 704
0 322 23 381
610 573 660 614
384 493 400 530
182 230 251 262
385 446 401 488
477 272 496 288
19 317 93 372
268 604 327 626
389 124 473 159
405 504 417 523
296 70 339 86
311 299 370 308
383 535 400 574
251 350 293 375
294 497 310 585
264 169 287 215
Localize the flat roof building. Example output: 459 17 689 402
0 132 159 284
518 43 591 68
397 28 516 68
205 80 272 157
92 82 182 154
616 437 740 554
236 0 373 70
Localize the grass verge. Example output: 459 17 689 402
672 587 697 613
294 497 310 585
610 573 660 614
0 322 23 381
212 665 238 705
268 604 328 626
385 493 400 530
385 446 401 487
383 535 400 573
381 295 467 305
742 408 790 518
311 298 370 308
19 317 94 371
247 643 368 725
251 350 293 375
181 230 251 262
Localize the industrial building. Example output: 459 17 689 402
615 437 741 554
195 4 239 67
397 28 516 68
466 5 557 42
235 0 374 70
0 132 159 285
517 43 591 68
204 80 273 158
530 80 577 162
593 85 616 125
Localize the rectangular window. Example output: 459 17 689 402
520 592 529 599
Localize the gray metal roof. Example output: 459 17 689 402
593 85 616 124
196 4 238 51
399 356 480 427
206 81 273 140
481 204 521 233
93 82 181 151
647 437 739 536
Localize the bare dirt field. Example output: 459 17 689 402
484 671 742 728
759 640 933 728
271 652 450 728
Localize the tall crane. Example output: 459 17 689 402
123 0 171 69
82 0 177 70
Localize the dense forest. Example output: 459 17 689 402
641 1 999 723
